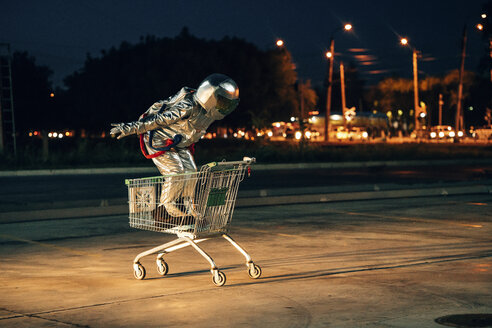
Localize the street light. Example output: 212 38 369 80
274 39 306 141
400 37 421 133
325 23 353 142
476 10 491 82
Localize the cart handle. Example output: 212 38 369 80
206 157 256 167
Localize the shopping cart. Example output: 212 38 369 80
125 157 261 286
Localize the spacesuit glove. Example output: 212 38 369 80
110 122 135 139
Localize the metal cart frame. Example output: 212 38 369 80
125 157 261 286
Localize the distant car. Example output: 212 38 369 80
335 127 368 141
429 125 464 140
472 127 492 141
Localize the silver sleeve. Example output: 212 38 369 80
124 98 193 136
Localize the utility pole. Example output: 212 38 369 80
438 93 444 126
412 49 420 133
456 25 467 132
489 38 492 82
325 38 335 142
299 79 305 144
340 61 347 114
340 61 347 128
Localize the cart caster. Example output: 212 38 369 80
156 258 169 276
212 271 226 287
248 263 262 279
133 263 146 280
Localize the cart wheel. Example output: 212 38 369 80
156 258 169 276
248 264 262 279
133 263 146 280
212 271 226 287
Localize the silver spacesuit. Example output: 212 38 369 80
110 74 239 218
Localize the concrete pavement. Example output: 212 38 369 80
0 195 490 327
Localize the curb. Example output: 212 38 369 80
1 158 492 177
1 183 490 223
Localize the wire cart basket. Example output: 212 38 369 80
125 157 261 286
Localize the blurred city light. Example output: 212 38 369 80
344 23 353 31
276 39 284 47
476 23 484 31
50 92 55 98
400 37 409 46
482 13 487 19
325 51 332 58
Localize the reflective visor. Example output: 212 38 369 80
216 94 239 115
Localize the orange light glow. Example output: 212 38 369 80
326 51 333 58
276 39 284 47
400 38 409 46
462 224 483 228
50 92 55 98
344 23 352 31
476 23 484 31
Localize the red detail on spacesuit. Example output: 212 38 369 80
138 113 195 159
188 143 195 156
139 134 173 159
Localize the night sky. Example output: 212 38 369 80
0 0 486 88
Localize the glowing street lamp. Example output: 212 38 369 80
276 39 284 47
400 37 422 132
477 23 484 31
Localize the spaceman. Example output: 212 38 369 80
110 73 239 219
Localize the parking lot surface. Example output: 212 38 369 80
0 193 490 327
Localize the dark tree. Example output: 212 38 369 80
61 28 306 131
11 51 53 132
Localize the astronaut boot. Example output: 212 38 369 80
152 204 186 228
184 198 201 219
163 202 187 219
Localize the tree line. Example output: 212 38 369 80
12 28 317 134
10 27 491 135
